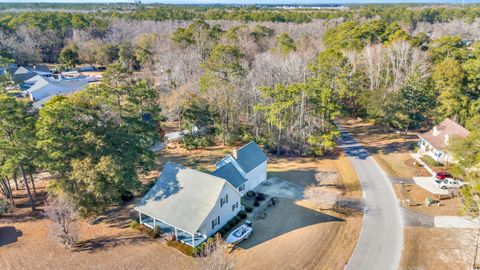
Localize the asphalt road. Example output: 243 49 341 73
338 126 403 270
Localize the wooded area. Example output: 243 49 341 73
0 3 479 217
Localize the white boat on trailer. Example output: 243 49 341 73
226 220 253 244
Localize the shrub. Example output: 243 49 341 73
120 190 134 202
153 225 162 238
245 206 253 213
237 210 247 219
255 193 265 201
423 154 440 167
0 199 13 216
253 201 260 207
167 240 197 257
130 220 140 230
218 228 226 236
246 191 256 197
222 224 232 231
234 216 242 222
228 219 237 226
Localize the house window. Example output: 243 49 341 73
238 184 245 192
220 195 229 207
212 216 220 229
232 202 239 212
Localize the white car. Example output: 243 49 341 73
438 178 464 189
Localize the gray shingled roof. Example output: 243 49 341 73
419 118 470 150
134 162 227 234
212 162 247 188
235 141 268 173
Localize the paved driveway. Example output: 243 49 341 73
413 177 449 195
254 177 304 199
338 126 403 270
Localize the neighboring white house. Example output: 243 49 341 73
24 75 88 109
418 118 470 164
12 65 53 82
213 141 268 195
134 162 242 247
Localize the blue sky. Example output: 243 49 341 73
0 0 479 4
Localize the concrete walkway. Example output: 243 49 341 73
434 216 480 229
411 153 436 176
338 126 403 270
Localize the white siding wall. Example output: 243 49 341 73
198 184 241 237
245 161 268 190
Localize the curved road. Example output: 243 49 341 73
338 126 403 270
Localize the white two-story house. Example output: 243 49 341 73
135 162 242 247
418 118 470 164
212 141 268 195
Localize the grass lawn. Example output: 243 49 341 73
0 139 362 270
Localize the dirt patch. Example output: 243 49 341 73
400 227 476 270
395 183 462 216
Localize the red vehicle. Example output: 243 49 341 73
435 172 452 183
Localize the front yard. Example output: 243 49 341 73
338 118 471 269
0 141 362 270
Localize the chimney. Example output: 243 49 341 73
232 148 238 160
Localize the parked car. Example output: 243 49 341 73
438 178 464 189
436 172 452 180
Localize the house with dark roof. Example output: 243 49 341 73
135 162 242 247
418 118 470 164
213 141 268 195
24 75 88 109
12 65 53 83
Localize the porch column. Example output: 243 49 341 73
192 234 195 247
139 212 142 224
153 218 156 227
174 227 178 238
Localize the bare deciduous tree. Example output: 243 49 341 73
45 195 79 250
200 233 235 270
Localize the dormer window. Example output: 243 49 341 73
433 126 440 136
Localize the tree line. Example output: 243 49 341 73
0 65 160 216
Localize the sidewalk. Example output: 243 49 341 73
410 153 436 176
434 216 480 229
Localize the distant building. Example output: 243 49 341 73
24 75 88 109
12 65 53 82
418 118 470 164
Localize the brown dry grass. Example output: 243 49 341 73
395 183 462 216
0 141 362 270
338 118 429 179
400 227 476 270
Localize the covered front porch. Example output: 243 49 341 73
418 138 447 163
138 212 207 247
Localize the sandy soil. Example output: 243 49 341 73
400 227 476 270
